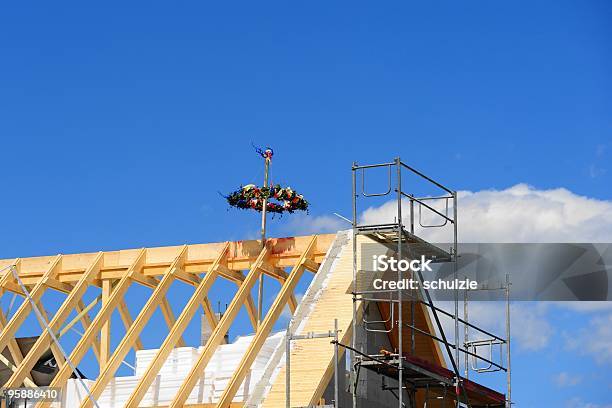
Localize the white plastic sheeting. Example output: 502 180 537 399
64 332 284 407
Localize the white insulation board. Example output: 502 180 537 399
64 332 284 407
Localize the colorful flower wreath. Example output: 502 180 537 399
225 184 309 214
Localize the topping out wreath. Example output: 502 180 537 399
226 184 309 214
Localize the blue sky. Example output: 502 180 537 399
0 1 611 407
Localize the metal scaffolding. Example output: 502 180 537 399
348 158 511 408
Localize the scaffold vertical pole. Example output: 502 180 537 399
396 157 403 408
410 195 415 356
464 288 469 379
506 272 512 408
334 318 339 408
453 190 460 407
351 161 358 408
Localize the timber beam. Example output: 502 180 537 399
0 235 334 286
0 233 335 406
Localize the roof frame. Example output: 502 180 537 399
0 234 334 407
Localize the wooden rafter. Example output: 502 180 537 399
200 297 219 332
217 265 246 284
0 307 35 385
56 295 102 362
169 245 271 408
0 234 333 407
123 242 231 407
5 252 104 388
0 311 24 367
244 293 259 329
0 258 31 381
0 259 25 298
0 255 62 363
260 263 299 313
0 354 36 387
39 249 148 407
36 304 65 368
0 260 31 386
160 298 186 348
0 258 20 293
75 300 101 363
44 278 72 293
117 300 143 351
80 246 188 408
217 235 318 407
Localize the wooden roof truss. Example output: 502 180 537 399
0 234 334 408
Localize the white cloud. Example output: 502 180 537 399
290 184 612 242
435 301 552 355
288 184 612 366
554 371 582 387
360 184 612 243
284 214 348 235
564 313 612 365
510 303 553 351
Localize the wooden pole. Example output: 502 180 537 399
100 279 112 367
258 152 271 327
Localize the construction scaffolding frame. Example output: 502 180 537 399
350 158 511 408
285 319 341 408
